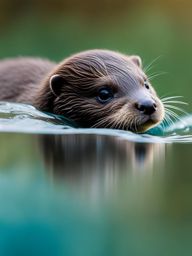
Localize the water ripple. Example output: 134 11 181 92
0 102 192 143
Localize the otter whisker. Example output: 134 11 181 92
114 120 120 130
122 116 132 130
164 101 187 125
165 108 179 120
133 116 137 133
128 117 134 131
163 104 188 115
91 120 105 128
110 120 118 129
120 112 131 130
160 118 166 131
163 112 175 127
114 118 121 130
147 71 167 81
161 95 183 100
114 113 126 130
131 119 136 132
165 108 183 123
163 114 175 129
161 96 185 103
161 96 188 122
110 117 123 130
127 117 133 131
162 100 188 105
143 55 162 74
127 116 135 131
122 117 129 130
161 96 187 104
115 110 135 131
109 118 120 129
91 116 113 128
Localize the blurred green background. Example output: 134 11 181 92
0 0 192 108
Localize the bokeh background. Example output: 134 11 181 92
0 0 192 108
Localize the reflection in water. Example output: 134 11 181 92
0 133 192 256
39 134 165 195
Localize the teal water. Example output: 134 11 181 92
0 102 192 256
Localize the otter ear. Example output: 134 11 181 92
129 55 142 68
49 74 65 97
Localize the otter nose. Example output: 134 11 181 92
135 100 157 115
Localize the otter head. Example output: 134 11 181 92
37 50 165 133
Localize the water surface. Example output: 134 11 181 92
0 102 192 256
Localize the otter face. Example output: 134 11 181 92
48 50 164 133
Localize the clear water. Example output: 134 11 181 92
0 102 192 256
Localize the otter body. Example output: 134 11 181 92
0 58 55 103
0 50 164 132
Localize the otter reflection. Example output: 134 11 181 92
38 134 165 186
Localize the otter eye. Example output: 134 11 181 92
97 88 114 103
144 81 150 89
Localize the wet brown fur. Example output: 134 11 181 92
0 50 164 132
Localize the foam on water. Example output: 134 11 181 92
0 102 191 143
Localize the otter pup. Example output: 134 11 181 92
0 50 164 132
